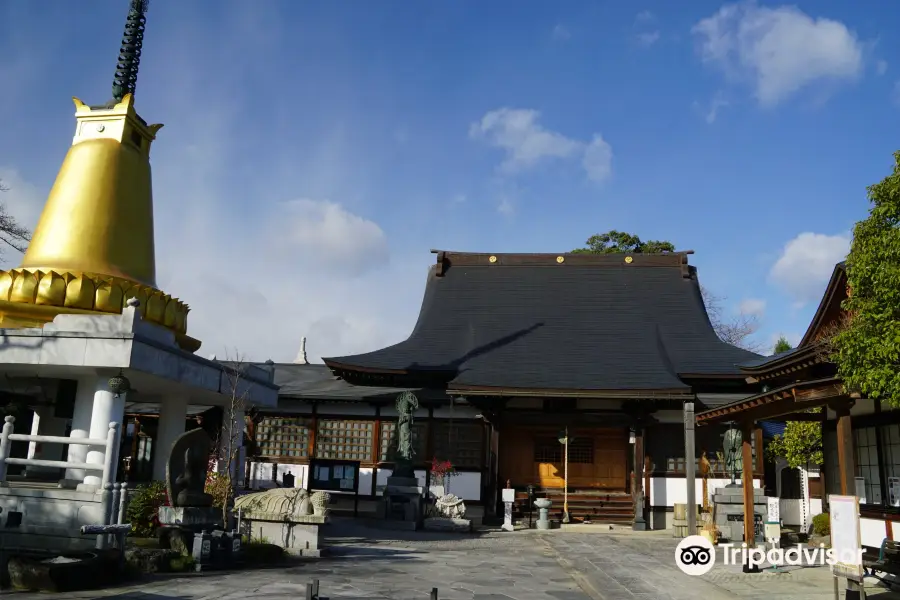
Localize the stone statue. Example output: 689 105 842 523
392 391 419 478
723 428 743 483
428 493 467 519
234 488 313 520
166 428 214 507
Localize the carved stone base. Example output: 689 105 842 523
158 506 222 529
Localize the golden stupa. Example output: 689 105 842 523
0 0 200 353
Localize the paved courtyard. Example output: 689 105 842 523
6 522 900 600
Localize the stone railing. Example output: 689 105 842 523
0 416 120 487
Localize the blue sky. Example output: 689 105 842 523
1 0 897 362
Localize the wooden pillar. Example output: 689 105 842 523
741 420 756 549
633 426 646 530
835 403 855 496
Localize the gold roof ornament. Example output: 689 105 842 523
0 1 200 352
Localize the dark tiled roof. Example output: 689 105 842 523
738 346 805 369
254 363 448 401
324 251 760 392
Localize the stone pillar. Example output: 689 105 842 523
84 378 125 487
26 407 68 477
66 378 99 481
152 396 188 481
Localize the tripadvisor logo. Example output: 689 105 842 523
675 536 716 576
675 535 866 576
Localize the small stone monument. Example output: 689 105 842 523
534 498 552 530
501 481 515 532
234 488 330 556
377 392 425 530
158 429 222 552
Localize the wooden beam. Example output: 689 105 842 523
835 404 855 496
741 420 755 550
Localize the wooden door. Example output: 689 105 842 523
535 429 627 489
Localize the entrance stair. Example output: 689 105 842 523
513 490 634 526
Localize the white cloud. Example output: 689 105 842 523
552 24 571 41
582 135 613 183
636 31 661 47
275 199 389 276
692 2 864 106
470 108 612 183
698 91 730 123
738 298 766 317
876 60 888 76
768 232 850 304
635 10 654 23
496 196 515 217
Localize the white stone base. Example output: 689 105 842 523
242 516 325 555
0 486 108 553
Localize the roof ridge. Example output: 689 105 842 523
431 250 694 274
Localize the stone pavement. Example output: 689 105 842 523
5 521 900 600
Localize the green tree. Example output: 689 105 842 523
765 421 823 469
832 151 900 406
571 230 675 254
773 336 793 355
572 230 763 352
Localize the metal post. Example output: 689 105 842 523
0 416 15 483
684 402 696 537
563 427 569 524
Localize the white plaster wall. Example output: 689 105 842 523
810 498 823 517
375 468 427 494
861 517 886 548
247 462 308 489
445 472 481 500
649 477 761 507
892 521 900 540
359 467 374 495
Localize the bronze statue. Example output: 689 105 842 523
723 427 743 483
392 391 419 478
166 428 214 507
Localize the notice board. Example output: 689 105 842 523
829 494 863 582
308 458 361 516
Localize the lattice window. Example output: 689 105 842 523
854 426 881 504
568 438 594 464
881 423 900 506
433 422 483 468
256 417 310 460
315 419 374 462
534 439 562 463
378 421 427 462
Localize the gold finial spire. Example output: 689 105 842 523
0 2 199 353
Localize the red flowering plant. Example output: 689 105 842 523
430 457 456 488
